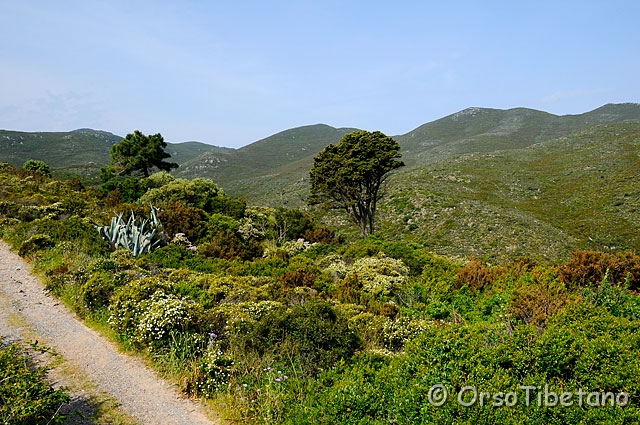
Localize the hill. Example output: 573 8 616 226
378 121 640 261
396 103 640 165
177 103 640 206
0 128 229 183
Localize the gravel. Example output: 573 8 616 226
0 242 218 425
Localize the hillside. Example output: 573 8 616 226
181 103 640 206
396 103 640 166
0 128 229 182
377 121 640 261
175 124 357 190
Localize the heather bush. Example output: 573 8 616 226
156 200 207 242
559 250 640 290
455 258 499 292
507 267 568 332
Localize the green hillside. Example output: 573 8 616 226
176 124 356 181
175 103 639 205
0 128 229 182
378 121 640 261
396 103 640 165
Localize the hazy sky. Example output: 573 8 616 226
2 1 639 148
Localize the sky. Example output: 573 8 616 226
1 1 639 148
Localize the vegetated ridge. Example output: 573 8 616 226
0 128 230 183
2 103 639 260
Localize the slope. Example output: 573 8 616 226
0 128 228 183
378 121 640 261
176 124 357 184
189 103 640 206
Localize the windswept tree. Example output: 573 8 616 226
108 130 178 178
23 159 51 177
309 130 404 237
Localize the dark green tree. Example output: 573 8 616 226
309 130 404 237
23 159 51 177
109 130 178 177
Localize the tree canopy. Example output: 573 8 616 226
23 159 51 177
109 130 178 178
309 130 404 237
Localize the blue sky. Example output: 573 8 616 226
1 1 639 148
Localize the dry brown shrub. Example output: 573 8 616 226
558 250 640 290
455 258 499 292
507 267 567 333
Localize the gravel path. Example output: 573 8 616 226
0 241 219 425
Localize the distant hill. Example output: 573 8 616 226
176 103 640 205
176 124 356 176
396 103 640 166
378 121 640 261
0 128 230 183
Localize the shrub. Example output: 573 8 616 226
135 292 203 345
156 200 207 242
507 267 568 332
278 269 317 289
559 250 640 290
248 299 360 374
139 177 223 212
137 244 195 270
108 278 172 338
198 230 262 261
23 159 51 177
184 345 233 398
303 226 341 244
455 258 499 292
19 233 55 256
81 271 116 310
0 341 70 425
347 255 409 298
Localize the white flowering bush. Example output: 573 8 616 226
135 291 201 344
318 254 349 279
107 278 175 341
263 238 314 258
347 256 409 297
282 239 314 255
192 346 234 397
170 233 197 252
348 312 391 349
237 217 265 240
382 316 431 349
241 300 283 320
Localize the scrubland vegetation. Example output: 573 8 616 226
1 158 640 424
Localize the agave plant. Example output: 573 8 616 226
98 213 126 251
97 205 165 256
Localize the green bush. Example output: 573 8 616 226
284 303 640 424
0 342 70 425
139 177 224 212
247 299 360 375
81 270 116 310
23 159 51 177
18 233 55 256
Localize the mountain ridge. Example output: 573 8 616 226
2 103 639 195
